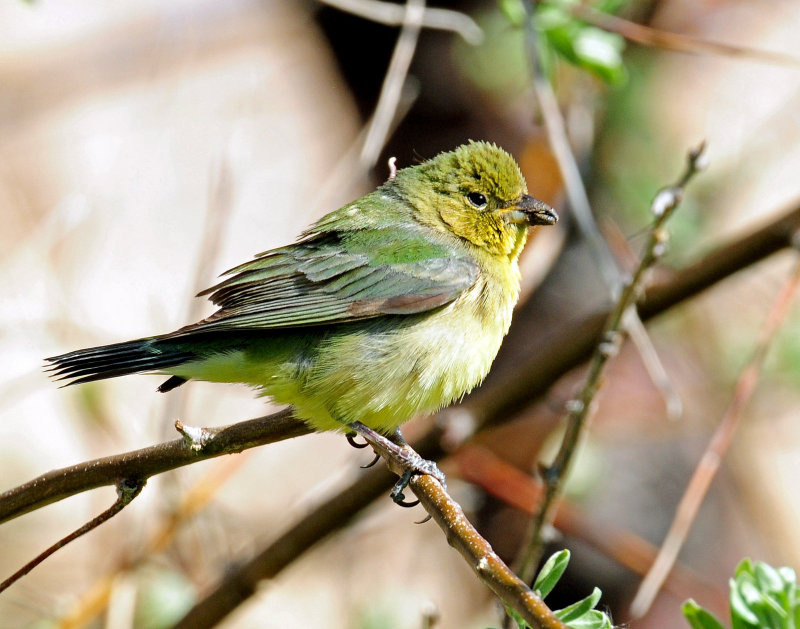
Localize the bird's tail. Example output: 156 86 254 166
45 337 196 388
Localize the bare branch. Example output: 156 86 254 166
409 473 569 629
303 423 570 629
0 408 307 524
172 462 398 628
318 0 483 44
4 203 799 528
515 143 708 584
522 0 681 420
454 445 725 606
358 0 425 170
1 201 798 623
523 2 620 290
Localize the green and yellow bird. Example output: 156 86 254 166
47 141 556 439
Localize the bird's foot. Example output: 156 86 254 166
345 431 370 449
346 421 446 507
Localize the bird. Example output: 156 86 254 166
46 141 556 482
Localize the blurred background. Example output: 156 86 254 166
1 0 800 627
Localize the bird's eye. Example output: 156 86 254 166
467 192 487 208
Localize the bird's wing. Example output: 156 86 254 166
176 228 479 334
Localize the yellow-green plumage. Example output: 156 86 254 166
46 141 557 433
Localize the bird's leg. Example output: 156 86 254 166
346 421 446 507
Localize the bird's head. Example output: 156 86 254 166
394 141 557 259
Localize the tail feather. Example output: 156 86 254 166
45 339 195 387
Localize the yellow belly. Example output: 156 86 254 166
274 276 515 432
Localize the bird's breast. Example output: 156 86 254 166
262 265 521 433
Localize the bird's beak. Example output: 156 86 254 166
501 195 558 226
516 194 558 226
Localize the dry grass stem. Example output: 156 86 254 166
629 241 800 618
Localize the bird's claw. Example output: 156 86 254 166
346 421 447 505
346 431 370 449
391 470 421 507
360 452 381 469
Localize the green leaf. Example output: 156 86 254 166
755 562 784 595
534 550 571 598
777 566 797 588
794 598 800 629
555 588 602 622
571 27 627 84
730 578 761 629
535 2 627 84
498 0 527 27
561 609 613 629
735 558 756 579
682 599 728 629
761 593 789 626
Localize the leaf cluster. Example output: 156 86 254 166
683 559 800 629
490 550 615 629
499 0 628 84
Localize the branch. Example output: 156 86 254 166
0 478 144 593
573 4 800 68
175 429 572 629
0 408 308 524
317 0 483 44
2 202 798 531
409 474 569 629
471 200 800 425
454 445 724 607
514 143 708 583
172 462 399 628
320 422 571 629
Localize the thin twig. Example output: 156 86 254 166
359 0 425 170
515 143 708 585
573 4 800 68
318 0 483 44
58 455 248 628
0 478 145 593
629 237 800 618
471 203 800 425
454 445 724 606
523 1 620 290
522 1 681 418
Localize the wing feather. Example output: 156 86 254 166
177 227 478 334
